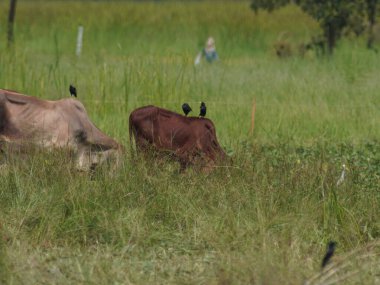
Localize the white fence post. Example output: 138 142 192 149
76 25 84 57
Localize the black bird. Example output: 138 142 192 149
69 84 77 97
182 103 192 116
199 102 206 117
321 241 337 269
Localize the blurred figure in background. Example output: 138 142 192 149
195 37 219 65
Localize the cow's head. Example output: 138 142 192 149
75 144 124 172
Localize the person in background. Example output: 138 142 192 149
195 37 219 65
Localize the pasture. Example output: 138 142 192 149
0 1 379 284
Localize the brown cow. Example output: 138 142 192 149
129 105 226 170
0 89 123 171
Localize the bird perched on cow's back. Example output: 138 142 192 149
182 103 192 116
69 84 77 97
199 102 206 117
321 241 337 269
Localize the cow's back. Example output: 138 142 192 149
0 90 43 139
129 105 194 149
0 89 123 171
1 91 74 145
129 105 226 165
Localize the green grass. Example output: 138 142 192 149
0 1 379 284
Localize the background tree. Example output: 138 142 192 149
295 0 366 54
366 0 378 50
250 0 290 13
251 0 375 55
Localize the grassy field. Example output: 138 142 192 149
0 1 380 284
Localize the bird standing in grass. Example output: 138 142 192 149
321 241 337 268
199 102 206 117
182 103 192 116
69 84 77 97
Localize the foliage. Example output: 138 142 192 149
251 0 379 54
295 0 367 54
366 0 379 49
250 0 290 13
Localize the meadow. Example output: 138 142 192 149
0 1 379 284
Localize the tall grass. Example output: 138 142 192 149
0 1 379 284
